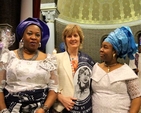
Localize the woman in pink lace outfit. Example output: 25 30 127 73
91 26 141 113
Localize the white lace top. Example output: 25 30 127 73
0 50 58 93
91 63 141 113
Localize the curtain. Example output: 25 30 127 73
33 0 41 18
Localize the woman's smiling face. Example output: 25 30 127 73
65 32 81 50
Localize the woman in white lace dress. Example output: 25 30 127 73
0 17 58 113
91 26 141 113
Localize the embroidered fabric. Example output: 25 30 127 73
0 50 58 93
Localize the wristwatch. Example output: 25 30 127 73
41 105 49 113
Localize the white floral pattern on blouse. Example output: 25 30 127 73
0 50 58 93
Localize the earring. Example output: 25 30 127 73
19 39 24 48
39 42 41 47
113 53 116 58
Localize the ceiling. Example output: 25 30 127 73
57 0 141 26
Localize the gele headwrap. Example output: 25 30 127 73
104 26 137 60
16 17 50 50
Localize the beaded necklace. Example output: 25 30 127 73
17 47 39 60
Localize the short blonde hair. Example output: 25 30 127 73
62 24 84 49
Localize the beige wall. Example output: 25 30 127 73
40 0 141 64
55 21 141 64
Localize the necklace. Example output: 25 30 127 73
104 62 118 72
67 51 78 61
17 47 39 60
70 57 78 61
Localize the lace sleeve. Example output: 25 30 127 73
126 78 141 99
40 54 59 92
48 70 58 93
48 54 58 93
0 49 10 70
0 49 9 92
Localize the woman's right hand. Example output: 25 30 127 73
58 94 77 111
